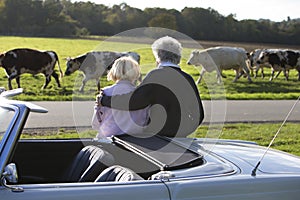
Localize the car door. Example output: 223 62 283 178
1 180 170 200
0 102 170 200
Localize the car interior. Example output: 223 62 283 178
9 134 204 184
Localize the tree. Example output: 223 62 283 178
63 1 111 35
0 0 299 44
42 0 77 36
148 13 177 30
0 0 45 35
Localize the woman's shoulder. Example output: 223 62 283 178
102 84 117 95
103 81 135 95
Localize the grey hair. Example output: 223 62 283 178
151 36 182 64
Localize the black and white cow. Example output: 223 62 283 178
187 46 252 84
65 51 140 92
0 48 63 90
256 49 300 81
248 48 272 78
282 50 300 80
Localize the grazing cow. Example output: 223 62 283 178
248 49 271 78
65 51 140 92
282 50 300 80
187 46 252 84
0 48 63 90
256 49 288 81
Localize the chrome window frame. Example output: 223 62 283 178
0 102 30 175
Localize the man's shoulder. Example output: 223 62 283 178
142 68 162 79
146 67 179 76
144 67 193 80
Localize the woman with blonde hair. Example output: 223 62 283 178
91 56 149 138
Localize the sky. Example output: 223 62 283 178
73 0 300 22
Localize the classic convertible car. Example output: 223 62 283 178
1 89 300 200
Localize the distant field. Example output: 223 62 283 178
0 36 300 101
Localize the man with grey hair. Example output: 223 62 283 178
151 36 182 64
98 36 204 138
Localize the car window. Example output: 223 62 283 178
0 107 15 143
22 112 97 140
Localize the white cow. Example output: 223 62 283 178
65 51 140 92
187 46 252 84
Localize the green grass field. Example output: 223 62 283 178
0 36 299 101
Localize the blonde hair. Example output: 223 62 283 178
107 56 141 82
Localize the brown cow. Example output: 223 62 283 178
0 48 63 90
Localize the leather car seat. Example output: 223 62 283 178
95 165 143 182
63 145 114 182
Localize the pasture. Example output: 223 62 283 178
0 36 300 101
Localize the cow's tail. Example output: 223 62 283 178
53 51 64 78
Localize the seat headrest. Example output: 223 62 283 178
64 145 114 182
95 165 143 182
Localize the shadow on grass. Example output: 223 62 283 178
232 79 300 94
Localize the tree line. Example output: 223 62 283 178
0 0 299 45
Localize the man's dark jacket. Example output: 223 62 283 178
101 66 204 137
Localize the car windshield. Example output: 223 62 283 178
0 106 15 144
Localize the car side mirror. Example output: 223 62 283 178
2 163 18 183
1 163 23 192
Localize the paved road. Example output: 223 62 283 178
24 100 300 129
